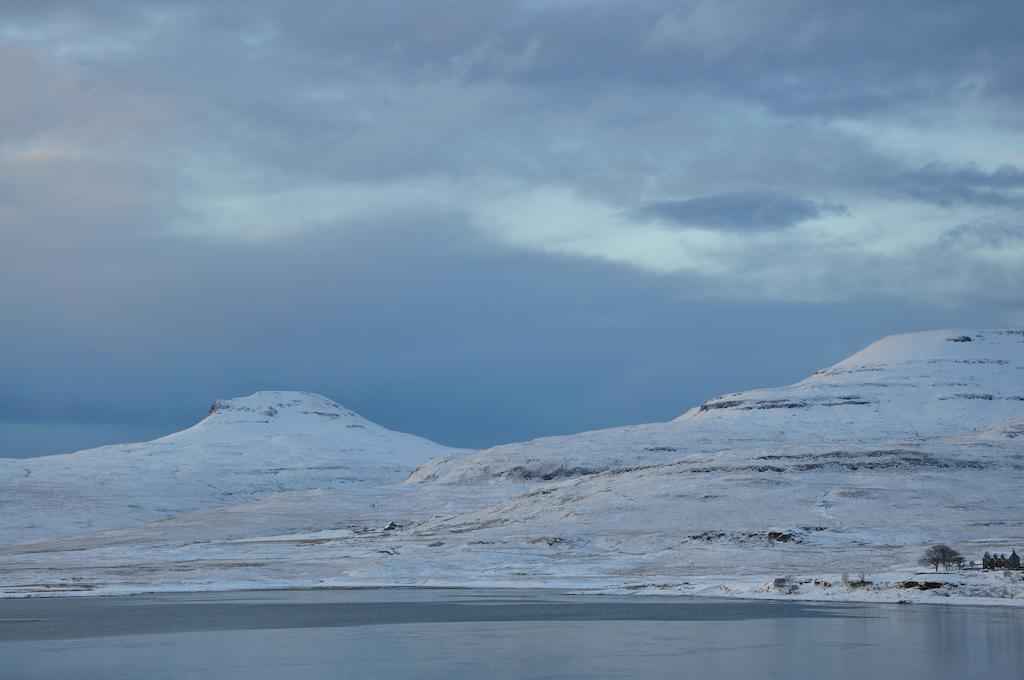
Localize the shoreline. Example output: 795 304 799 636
4 575 1024 608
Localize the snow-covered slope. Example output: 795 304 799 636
2 330 1023 603
0 391 457 541
412 329 1024 484
675 328 1024 436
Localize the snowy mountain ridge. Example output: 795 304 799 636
158 390 448 461
2 329 1023 603
0 391 457 541
410 329 1024 484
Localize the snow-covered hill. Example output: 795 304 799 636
0 391 457 541
411 329 1024 484
2 331 1023 604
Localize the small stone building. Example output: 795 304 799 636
982 550 1022 570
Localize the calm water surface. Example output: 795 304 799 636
1 589 1021 679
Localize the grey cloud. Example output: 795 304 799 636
634 192 848 231
0 216 1004 457
2 1 1019 198
898 163 1024 207
6 1 1023 120
2 1 1022 457
938 222 1024 249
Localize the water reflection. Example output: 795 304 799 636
1 590 1021 680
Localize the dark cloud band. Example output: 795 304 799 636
633 192 848 231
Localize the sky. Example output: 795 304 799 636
2 1 1023 457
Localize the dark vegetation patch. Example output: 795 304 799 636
301 410 342 419
833 488 873 498
902 581 945 590
258 465 352 474
689 450 987 474
688 464 787 473
699 398 808 411
528 536 574 547
445 518 512 534
814 366 884 377
937 359 1009 365
502 465 604 482
812 395 873 407
757 449 920 461
698 400 745 411
753 400 808 409
698 395 873 412
816 358 1009 378
687 527 827 545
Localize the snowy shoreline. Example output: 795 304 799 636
5 570 1024 608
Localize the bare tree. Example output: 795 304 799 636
919 544 963 572
920 545 944 571
946 546 965 570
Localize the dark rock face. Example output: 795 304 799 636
939 393 994 401
698 396 873 413
686 528 824 545
902 580 945 590
208 400 229 415
502 465 603 481
947 335 973 342
699 400 745 412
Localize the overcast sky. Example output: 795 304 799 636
2 1 1023 457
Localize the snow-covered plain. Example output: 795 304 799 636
2 330 1024 605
